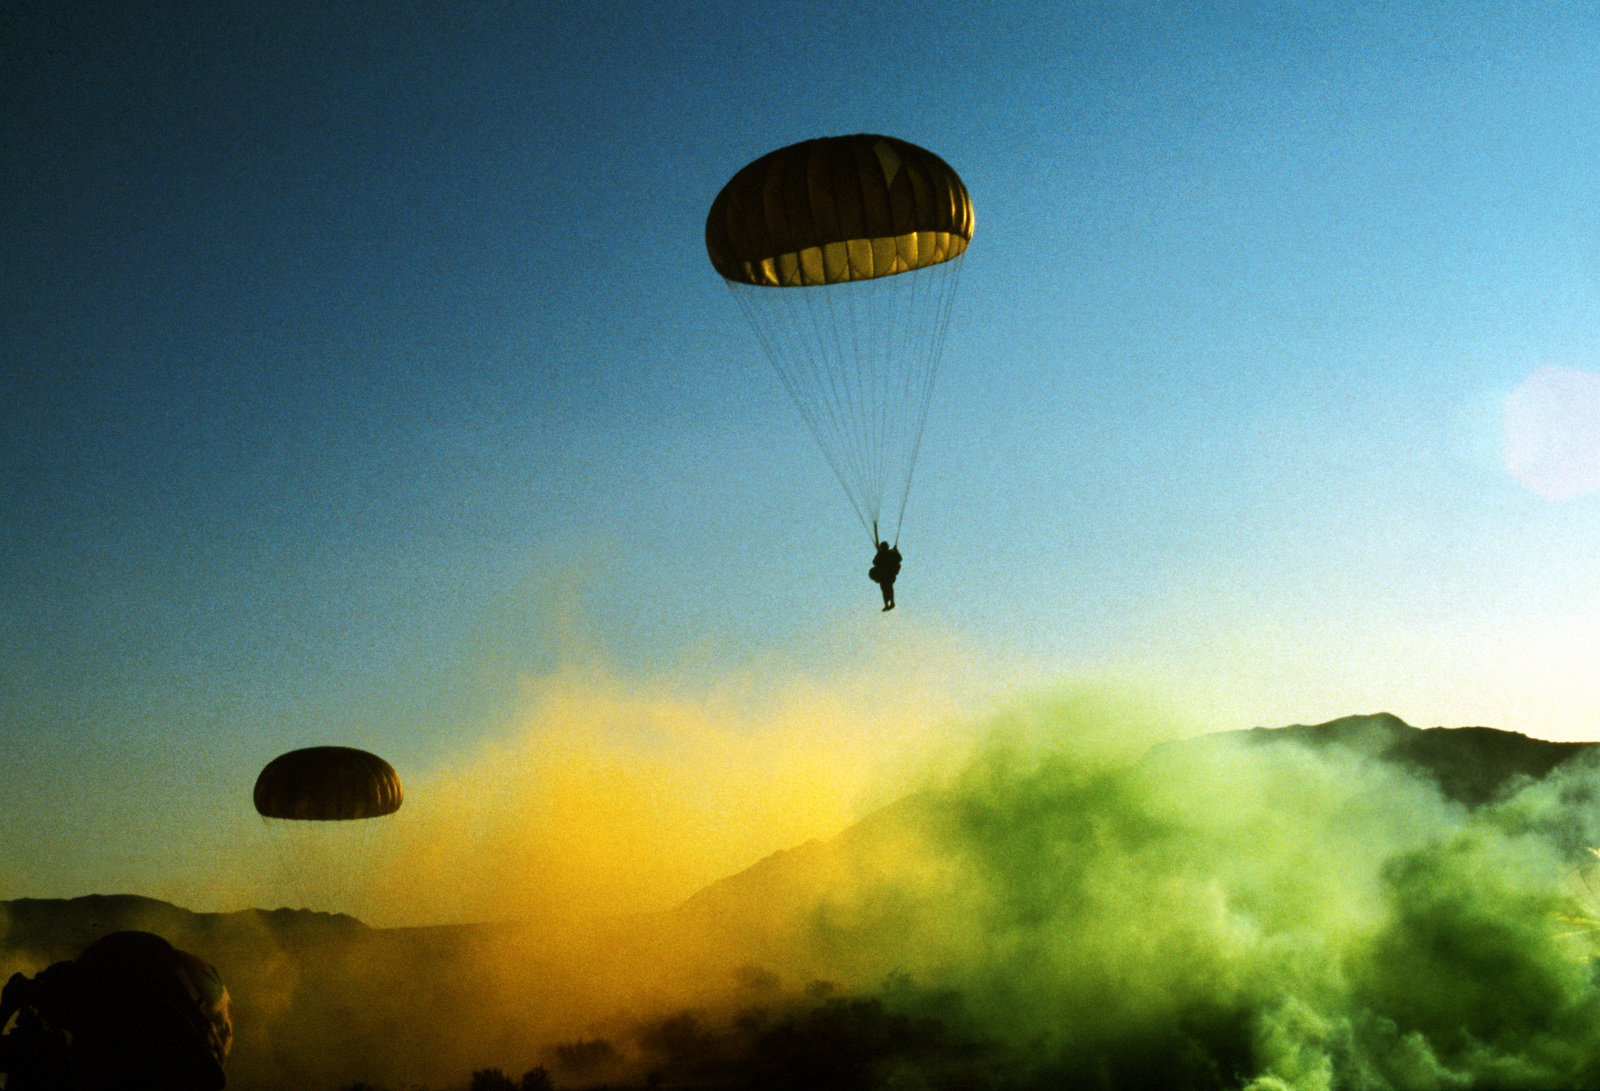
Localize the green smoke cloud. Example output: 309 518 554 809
720 701 1600 1090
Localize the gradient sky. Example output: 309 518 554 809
5 0 1600 919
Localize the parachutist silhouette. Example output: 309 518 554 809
0 965 73 1091
869 541 901 611
0 931 231 1091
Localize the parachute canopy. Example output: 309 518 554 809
707 135 973 542
707 134 973 288
253 746 403 821
71 930 233 1081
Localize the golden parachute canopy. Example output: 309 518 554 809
706 134 974 288
705 134 974 544
253 746 403 821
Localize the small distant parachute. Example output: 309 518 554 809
253 746 403 821
707 133 974 544
253 747 402 916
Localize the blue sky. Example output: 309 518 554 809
4 0 1600 916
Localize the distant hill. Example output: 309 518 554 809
672 710 1600 953
0 892 367 966
1232 712 1598 807
683 713 1600 927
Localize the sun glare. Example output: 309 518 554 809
1504 366 1600 500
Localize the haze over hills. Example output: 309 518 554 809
7 713 1600 1090
677 712 1600 928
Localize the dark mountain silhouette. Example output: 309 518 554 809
0 893 367 965
1233 712 1597 808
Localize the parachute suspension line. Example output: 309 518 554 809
887 266 924 546
845 270 909 546
728 281 874 537
820 275 877 534
725 255 963 551
849 271 879 531
890 254 966 545
876 268 915 547
872 264 900 537
880 278 902 533
859 278 890 543
811 278 877 534
806 276 886 540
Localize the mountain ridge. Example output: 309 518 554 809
9 713 1594 946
